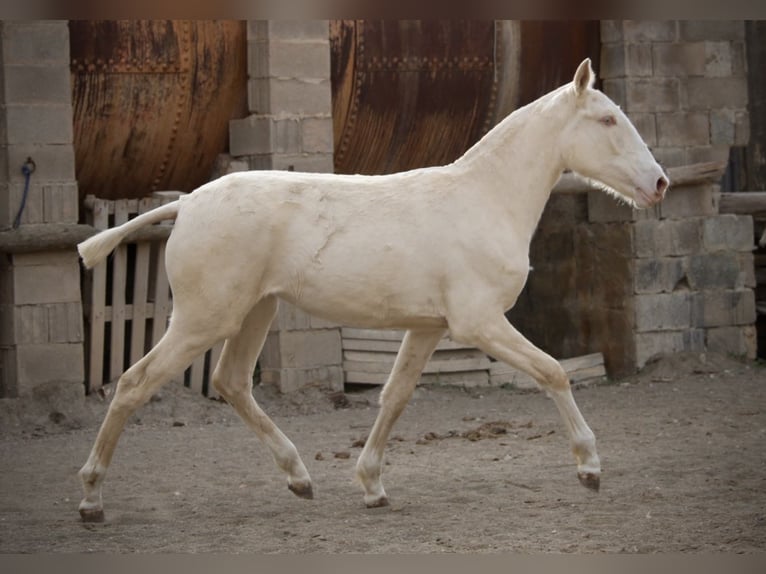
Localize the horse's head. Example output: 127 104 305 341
560 59 669 208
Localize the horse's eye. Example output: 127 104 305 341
600 115 616 126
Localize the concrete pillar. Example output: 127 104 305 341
0 21 84 396
229 20 342 393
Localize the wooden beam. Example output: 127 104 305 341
552 160 728 194
719 192 766 219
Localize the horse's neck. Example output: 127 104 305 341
452 90 570 243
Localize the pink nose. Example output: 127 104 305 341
656 175 669 197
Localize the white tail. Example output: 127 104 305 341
78 200 180 269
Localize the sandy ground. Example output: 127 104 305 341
0 352 765 553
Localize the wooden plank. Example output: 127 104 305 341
489 353 606 388
343 348 487 364
87 199 109 392
345 370 490 387
553 161 728 195
719 191 766 219
188 352 206 394
342 337 475 353
109 200 130 382
150 241 172 347
341 328 405 341
129 198 153 365
343 356 493 375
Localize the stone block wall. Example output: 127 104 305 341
0 21 84 397
600 20 749 168
229 20 342 393
511 20 756 377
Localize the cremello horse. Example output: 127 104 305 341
76 59 668 521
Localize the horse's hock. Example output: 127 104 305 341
0 20 761 398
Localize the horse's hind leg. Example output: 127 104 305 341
78 322 223 522
211 296 313 499
356 328 445 507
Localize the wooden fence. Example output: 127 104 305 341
82 193 223 397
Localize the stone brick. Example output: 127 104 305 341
686 253 742 290
264 40 331 80
13 304 48 344
301 117 333 153
635 292 692 332
277 328 342 368
659 184 717 219
15 343 84 391
1 65 71 104
731 41 747 77
267 153 334 173
46 302 84 343
42 182 79 224
682 77 748 111
268 78 333 117
602 44 652 78
634 257 686 294
633 219 668 258
705 42 733 77
679 21 744 42
702 214 754 253
625 78 680 113
652 43 707 77
601 79 626 108
600 20 624 44
265 21 330 42
229 115 300 157
11 251 81 305
710 109 735 145
667 218 704 256
738 252 756 289
277 365 343 393
587 190 658 223
1 103 73 145
692 289 755 327
3 144 76 185
270 302 311 332
650 147 685 169
684 145 731 166
628 113 657 147
635 329 705 368
0 21 70 65
734 111 750 146
656 112 709 147
707 325 757 358
623 21 677 43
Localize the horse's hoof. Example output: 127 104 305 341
288 482 314 500
365 495 390 508
79 507 105 523
578 471 600 492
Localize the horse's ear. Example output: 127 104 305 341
573 58 595 96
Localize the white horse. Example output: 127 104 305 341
76 59 668 521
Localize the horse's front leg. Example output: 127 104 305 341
450 313 601 491
356 328 445 507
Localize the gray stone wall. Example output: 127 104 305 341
512 20 756 377
0 21 84 397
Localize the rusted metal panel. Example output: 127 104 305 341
330 20 600 176
70 20 248 201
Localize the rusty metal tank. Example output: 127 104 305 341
330 20 600 175
69 20 248 201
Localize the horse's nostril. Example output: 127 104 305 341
656 176 669 196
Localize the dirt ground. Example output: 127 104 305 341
1 352 765 553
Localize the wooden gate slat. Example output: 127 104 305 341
109 200 130 382
129 198 153 365
87 199 109 392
